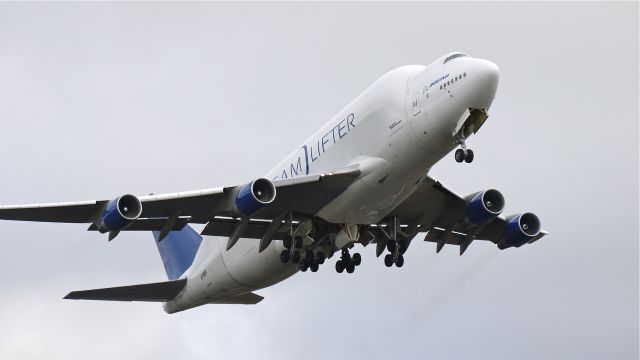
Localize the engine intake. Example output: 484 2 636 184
499 212 541 249
98 194 142 233
235 178 276 216
465 189 505 225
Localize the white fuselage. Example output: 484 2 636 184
164 54 500 313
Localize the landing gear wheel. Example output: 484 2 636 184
294 236 303 249
384 254 394 267
283 235 292 249
464 149 474 163
291 251 300 264
346 262 355 274
310 263 319 272
395 254 404 267
341 252 351 263
398 240 408 254
305 251 315 263
335 260 345 273
455 149 465 163
352 253 362 266
316 252 326 264
300 262 308 272
280 250 290 263
386 241 396 253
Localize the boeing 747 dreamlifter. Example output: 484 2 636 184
0 52 546 313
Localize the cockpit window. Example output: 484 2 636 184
443 53 467 64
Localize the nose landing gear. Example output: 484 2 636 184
454 148 474 163
454 133 474 163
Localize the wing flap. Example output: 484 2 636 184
63 278 186 302
87 218 189 232
201 217 280 239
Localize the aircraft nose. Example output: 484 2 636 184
468 59 500 110
477 59 500 88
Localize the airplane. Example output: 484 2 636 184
0 52 547 313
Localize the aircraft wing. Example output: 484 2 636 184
0 165 361 227
387 175 547 253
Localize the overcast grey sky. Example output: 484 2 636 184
0 2 637 359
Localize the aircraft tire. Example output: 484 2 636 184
283 235 293 249
395 255 405 267
384 254 394 267
352 253 362 266
386 241 396 253
464 149 474 163
305 251 315 262
280 250 290 263
292 251 301 264
336 260 345 273
455 149 465 163
346 262 355 274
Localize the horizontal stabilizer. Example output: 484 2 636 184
64 278 186 302
211 292 264 305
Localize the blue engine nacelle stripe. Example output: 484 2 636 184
235 178 276 217
501 213 542 249
99 194 142 232
465 189 505 225
153 225 203 280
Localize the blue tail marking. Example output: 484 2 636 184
152 225 203 280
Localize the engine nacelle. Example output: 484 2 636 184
465 189 505 225
498 212 542 249
235 178 276 216
98 194 142 233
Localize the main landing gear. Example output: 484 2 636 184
377 216 413 268
299 249 326 273
454 132 474 163
280 234 326 273
335 249 361 274
383 240 405 268
280 234 303 264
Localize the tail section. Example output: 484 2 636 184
152 225 203 280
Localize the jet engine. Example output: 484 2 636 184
465 189 505 225
498 212 541 249
98 194 142 233
235 178 276 216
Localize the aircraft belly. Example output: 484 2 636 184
317 156 412 224
164 237 248 312
220 237 298 289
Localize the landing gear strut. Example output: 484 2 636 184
454 132 474 163
378 216 410 268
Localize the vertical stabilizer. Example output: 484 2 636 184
152 225 202 280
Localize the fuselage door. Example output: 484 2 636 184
411 91 422 117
